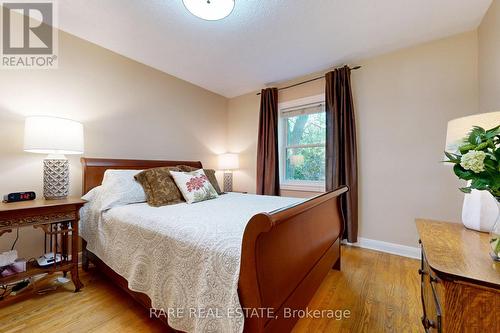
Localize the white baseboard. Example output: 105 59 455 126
343 237 421 259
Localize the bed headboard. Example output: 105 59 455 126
80 157 203 194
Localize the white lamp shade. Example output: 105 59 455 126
24 116 84 155
445 111 500 153
183 0 234 20
218 153 239 170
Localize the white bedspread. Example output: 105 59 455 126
80 192 302 333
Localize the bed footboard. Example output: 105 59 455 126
239 186 347 333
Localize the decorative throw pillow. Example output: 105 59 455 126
98 169 146 211
176 165 223 194
134 167 184 207
170 169 219 204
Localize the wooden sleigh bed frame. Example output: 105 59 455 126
80 157 347 333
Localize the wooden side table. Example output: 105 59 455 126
0 198 86 301
416 219 500 332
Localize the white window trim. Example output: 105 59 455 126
278 94 326 192
280 182 326 192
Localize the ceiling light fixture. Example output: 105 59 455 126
183 0 235 21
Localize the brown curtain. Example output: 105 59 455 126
256 88 280 195
325 66 358 242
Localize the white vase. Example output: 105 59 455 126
462 189 499 232
489 199 500 261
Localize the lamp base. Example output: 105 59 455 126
223 172 233 193
43 157 69 200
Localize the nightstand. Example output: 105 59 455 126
0 197 86 301
416 219 500 332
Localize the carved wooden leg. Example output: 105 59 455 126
71 217 83 292
61 222 69 262
82 239 89 271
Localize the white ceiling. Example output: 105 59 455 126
56 0 492 98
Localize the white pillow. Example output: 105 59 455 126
82 185 101 202
97 169 146 211
80 185 103 220
170 169 218 204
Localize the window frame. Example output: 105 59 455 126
278 94 326 192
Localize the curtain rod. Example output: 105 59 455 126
256 65 361 95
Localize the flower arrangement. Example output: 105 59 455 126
445 124 500 260
444 125 500 199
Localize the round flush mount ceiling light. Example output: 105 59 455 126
183 0 235 21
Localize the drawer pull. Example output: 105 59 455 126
418 268 426 275
421 317 437 329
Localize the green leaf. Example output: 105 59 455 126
459 187 472 194
476 142 489 150
471 178 489 191
468 126 486 145
444 151 461 164
453 164 474 180
484 158 497 169
487 139 496 149
472 126 486 133
459 144 476 154
485 125 500 139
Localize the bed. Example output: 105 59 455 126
80 157 347 333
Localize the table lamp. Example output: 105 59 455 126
445 111 500 231
24 116 84 200
218 153 239 192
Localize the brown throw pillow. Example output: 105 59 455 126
134 167 184 207
176 165 223 194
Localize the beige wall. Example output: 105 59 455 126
479 0 500 113
0 31 227 258
228 31 479 247
0 20 490 255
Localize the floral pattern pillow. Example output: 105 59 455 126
170 169 218 204
176 165 223 195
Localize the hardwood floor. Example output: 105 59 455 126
292 246 421 333
0 246 421 333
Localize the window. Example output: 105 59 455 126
279 95 326 191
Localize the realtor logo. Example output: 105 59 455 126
1 1 58 68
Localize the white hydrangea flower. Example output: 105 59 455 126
460 150 486 173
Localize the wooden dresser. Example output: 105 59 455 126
416 219 500 332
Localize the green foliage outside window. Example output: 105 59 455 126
285 112 326 181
